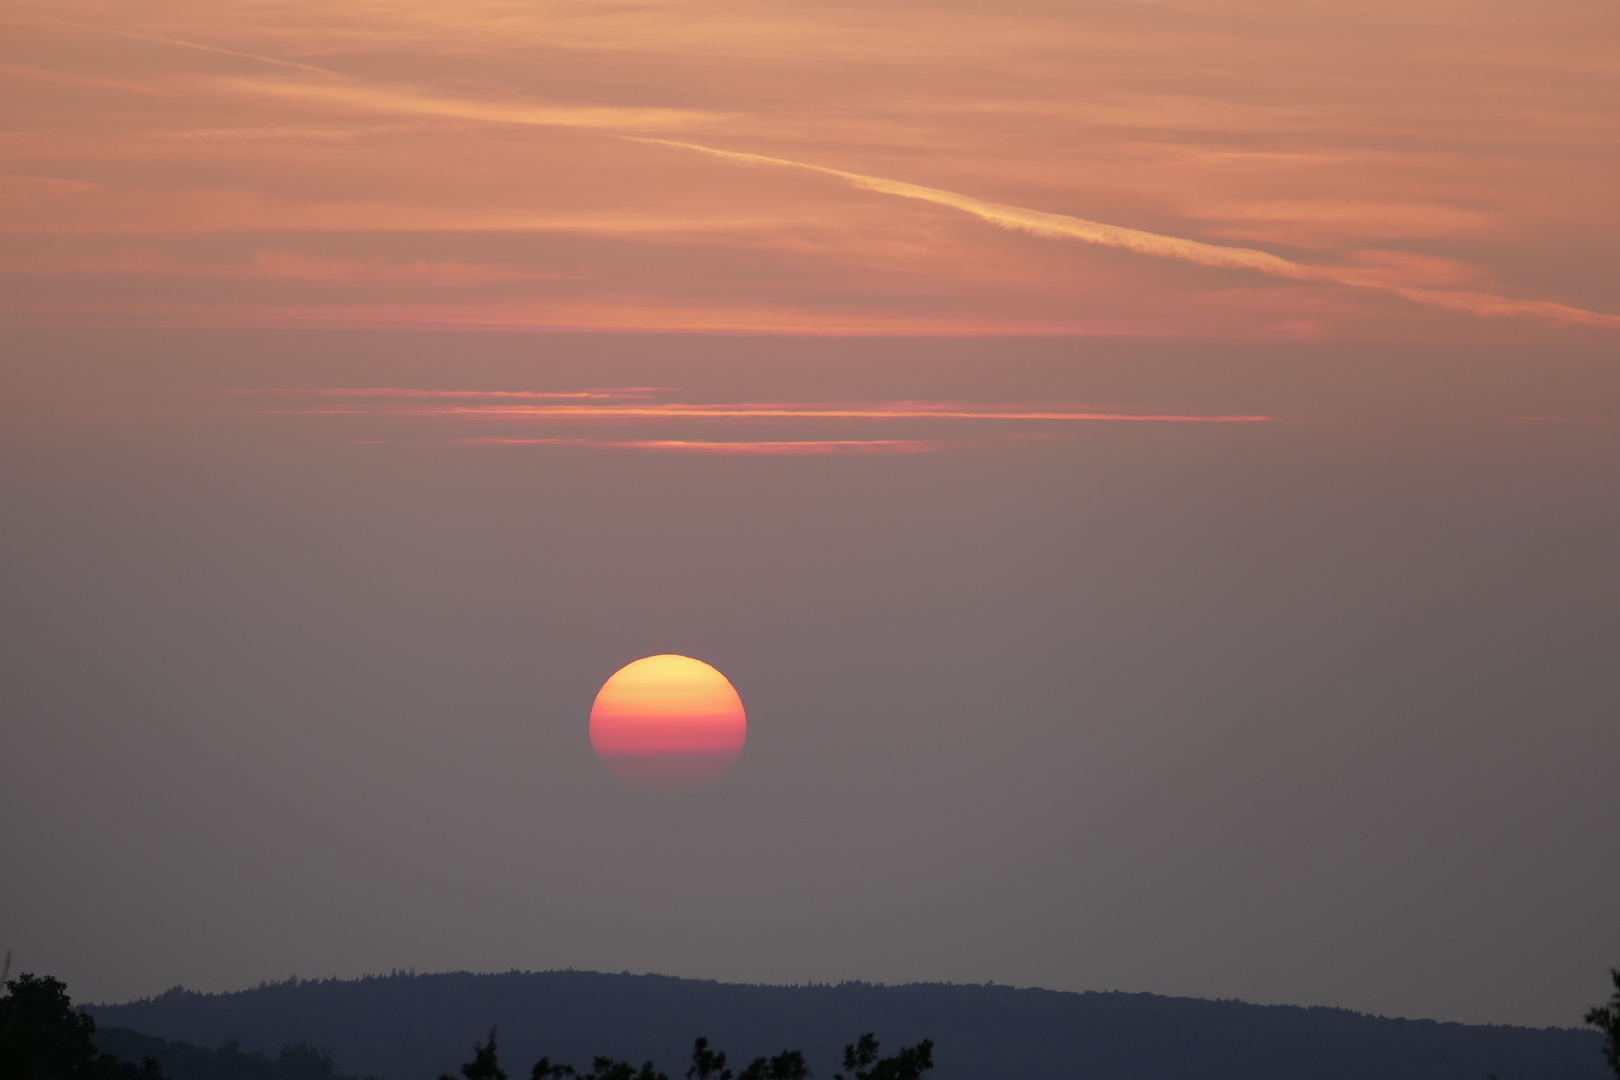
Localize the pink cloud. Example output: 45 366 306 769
458 438 950 455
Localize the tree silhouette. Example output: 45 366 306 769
737 1050 808 1080
436 1026 920 1080
532 1059 576 1080
580 1057 666 1080
1 973 101 1080
441 1028 507 1080
833 1034 933 1080
685 1038 730 1080
0 973 164 1080
1587 968 1620 1079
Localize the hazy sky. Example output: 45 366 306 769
2 0 1618 1034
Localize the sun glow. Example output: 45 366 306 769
589 655 748 793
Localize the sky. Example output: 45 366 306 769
2 0 1618 1033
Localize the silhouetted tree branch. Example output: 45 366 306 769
685 1038 730 1080
532 1058 576 1080
441 1028 507 1080
1587 968 1620 1080
580 1057 666 1080
833 1034 932 1080
737 1050 807 1080
0 973 166 1080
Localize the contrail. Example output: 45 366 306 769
632 138 1306 278
633 138 1620 329
1385 285 1620 326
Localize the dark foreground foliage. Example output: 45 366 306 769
1586 969 1620 1080
435 1030 924 1080
0 973 162 1080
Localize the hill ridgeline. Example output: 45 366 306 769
90 970 1606 1080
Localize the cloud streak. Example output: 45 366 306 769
216 388 1274 455
218 387 660 401
262 398 1274 424
633 139 1306 278
459 438 948 455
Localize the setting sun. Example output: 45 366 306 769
589 655 747 793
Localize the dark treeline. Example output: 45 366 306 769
88 968 1620 1080
433 1029 930 1080
1588 970 1620 1080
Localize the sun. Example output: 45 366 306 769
589 655 747 793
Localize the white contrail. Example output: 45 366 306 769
632 138 1306 278
633 138 1620 329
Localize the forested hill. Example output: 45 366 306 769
91 970 1605 1080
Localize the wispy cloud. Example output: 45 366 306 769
261 398 1274 424
632 139 1307 277
220 387 662 401
1383 287 1620 326
459 438 949 455
217 388 1273 457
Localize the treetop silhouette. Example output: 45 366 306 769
1587 968 1620 1080
445 1030 924 1080
834 1035 932 1080
0 973 163 1080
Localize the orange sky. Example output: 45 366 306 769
3 0 1618 337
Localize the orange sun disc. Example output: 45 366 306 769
589 654 747 793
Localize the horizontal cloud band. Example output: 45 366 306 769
263 397 1274 424
234 389 1274 454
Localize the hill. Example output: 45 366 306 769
89 970 1606 1080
